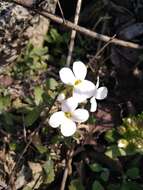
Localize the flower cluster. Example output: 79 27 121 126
49 61 108 137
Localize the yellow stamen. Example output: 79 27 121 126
65 112 72 118
74 79 81 86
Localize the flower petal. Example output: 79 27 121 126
49 111 65 128
72 109 89 122
61 97 78 112
94 87 108 100
90 97 97 112
57 93 65 102
59 68 75 85
72 92 87 103
73 61 87 80
73 80 96 102
95 76 100 88
60 118 76 137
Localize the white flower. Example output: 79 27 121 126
49 97 89 137
90 77 108 112
118 139 128 148
59 61 95 103
57 93 65 102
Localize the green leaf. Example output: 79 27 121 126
0 95 11 111
107 184 120 190
121 181 142 190
105 129 116 143
34 86 44 105
125 143 141 155
36 145 48 154
3 112 14 126
43 159 55 184
92 180 104 190
126 167 139 179
105 145 126 159
9 142 17 151
47 78 58 90
25 107 41 127
30 47 48 57
9 141 24 152
89 163 103 172
50 28 62 43
100 170 110 182
88 115 96 124
45 35 53 43
68 179 84 190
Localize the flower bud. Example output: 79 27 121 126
118 139 128 148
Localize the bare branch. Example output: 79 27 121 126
4 0 143 49
66 0 83 66
60 148 74 190
57 0 65 22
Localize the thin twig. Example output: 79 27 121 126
96 35 116 58
60 148 74 190
8 85 64 187
32 175 42 190
22 113 27 142
5 0 142 49
88 35 116 73
57 0 65 22
96 13 109 51
66 0 82 66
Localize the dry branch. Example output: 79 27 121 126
60 148 74 190
6 0 143 49
40 10 142 49
66 0 83 66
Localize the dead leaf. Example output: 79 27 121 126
28 162 42 175
0 75 13 87
25 162 43 189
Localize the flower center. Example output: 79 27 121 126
74 79 81 86
65 112 72 118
